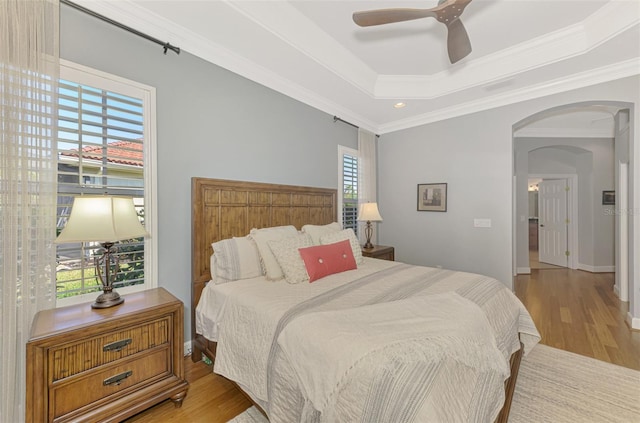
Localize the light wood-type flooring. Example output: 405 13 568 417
515 269 640 371
125 269 640 422
529 249 564 270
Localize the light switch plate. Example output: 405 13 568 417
474 218 492 228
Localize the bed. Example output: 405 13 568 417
191 177 540 423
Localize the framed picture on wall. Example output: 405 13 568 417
417 183 447 212
602 190 615 205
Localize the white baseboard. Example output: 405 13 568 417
516 267 531 274
577 263 615 273
626 312 640 330
184 340 192 357
614 284 621 298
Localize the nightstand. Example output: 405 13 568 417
26 288 189 423
362 245 395 261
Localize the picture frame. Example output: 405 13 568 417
602 190 615 205
417 183 447 212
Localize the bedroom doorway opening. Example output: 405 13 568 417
512 102 632 311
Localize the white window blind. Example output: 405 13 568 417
55 62 156 306
339 146 359 235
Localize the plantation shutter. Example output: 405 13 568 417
342 152 359 235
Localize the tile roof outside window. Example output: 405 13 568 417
59 140 143 167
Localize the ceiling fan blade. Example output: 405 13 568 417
446 18 472 63
353 8 436 27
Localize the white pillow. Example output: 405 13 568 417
211 236 263 284
319 228 363 265
210 254 216 281
268 233 313 284
249 225 299 280
302 222 341 245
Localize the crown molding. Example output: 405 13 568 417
378 58 640 134
513 127 614 138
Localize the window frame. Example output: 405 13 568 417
56 60 158 308
338 145 359 235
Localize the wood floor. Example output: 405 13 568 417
125 268 640 422
529 249 563 270
515 269 640 370
124 356 251 423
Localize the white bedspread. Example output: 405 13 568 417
197 259 540 421
201 258 394 403
274 292 510 422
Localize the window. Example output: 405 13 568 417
338 146 359 235
55 61 157 307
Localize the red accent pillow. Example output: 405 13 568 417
298 239 357 283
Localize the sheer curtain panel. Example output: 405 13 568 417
357 129 378 245
0 0 59 421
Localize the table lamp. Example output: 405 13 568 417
358 202 383 249
55 196 149 308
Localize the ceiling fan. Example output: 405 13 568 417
353 0 473 64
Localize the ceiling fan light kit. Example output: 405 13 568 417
353 0 473 64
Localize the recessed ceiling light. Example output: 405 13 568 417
394 102 406 109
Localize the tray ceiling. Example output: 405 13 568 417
70 0 640 134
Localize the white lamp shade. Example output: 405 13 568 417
55 196 149 243
358 202 383 222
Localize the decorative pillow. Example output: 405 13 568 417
319 228 363 264
249 225 299 280
302 222 341 245
268 233 313 284
210 253 216 280
211 236 262 284
298 239 357 282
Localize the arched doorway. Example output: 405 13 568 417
512 101 632 304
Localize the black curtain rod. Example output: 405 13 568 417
61 0 181 55
333 116 358 129
333 116 380 138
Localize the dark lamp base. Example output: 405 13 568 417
92 291 125 309
363 220 375 250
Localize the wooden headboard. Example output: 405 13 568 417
191 177 337 360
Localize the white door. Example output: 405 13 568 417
538 179 568 267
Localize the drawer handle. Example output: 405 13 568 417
103 338 132 352
103 370 132 386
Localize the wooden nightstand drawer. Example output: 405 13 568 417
362 245 395 261
49 317 170 381
51 347 170 419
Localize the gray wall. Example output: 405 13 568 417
378 78 639 293
378 110 513 281
60 5 357 338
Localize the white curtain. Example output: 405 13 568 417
0 1 59 421
357 128 378 244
